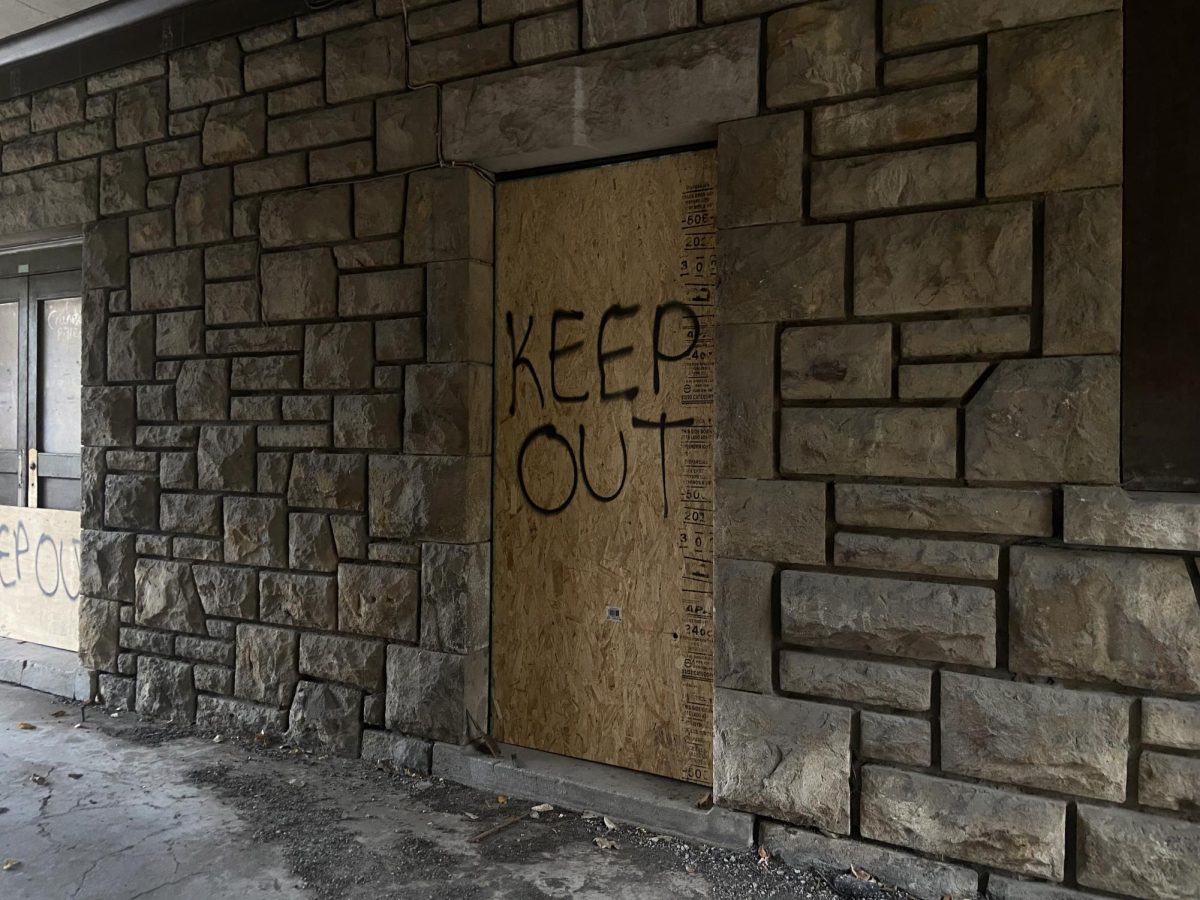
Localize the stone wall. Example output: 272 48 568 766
0 0 1195 898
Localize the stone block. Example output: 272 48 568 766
244 39 323 92
83 217 128 289
145 137 200 177
79 596 120 671
1064 486 1200 553
330 515 367 560
855 203 1032 316
2 134 54 173
780 408 956 479
713 560 772 693
176 169 232 245
309 142 372 187
259 572 337 630
1010 546 1200 694
715 479 824 565
175 635 234 666
134 558 205 634
262 248 338 320
234 155 306 196
129 210 173 253
334 240 401 270
780 323 890 399
898 362 988 401
197 694 286 734
267 102 373 154
207 325 301 355
716 111 805 229
815 81 975 156
369 454 490 543
287 681 362 758
583 0 694 48
883 45 978 88
130 249 203 311
481 0 570 21
115 81 167 147
299 632 385 692
223 496 287 567
760 823 979 900
1076 805 1200 900
205 281 259 325
987 14 1122 196
169 38 242 109
713 689 851 833
0 159 99 233
779 651 931 711
338 562 419 642
720 222 844 323
160 492 221 537
303 323 373 389
965 357 1119 483
360 731 432 774
860 712 930 767
1139 752 1200 812
287 452 365 511
100 673 137 711
235 624 298 708
332 395 401 451
941 672 1131 801
31 82 84 132
375 318 424 363
385 644 487 743
192 564 256 620
260 188 351 249
781 570 995 666
201 95 265 165
107 314 155 382
901 314 1030 359
404 363 491 455
409 0 477 40
765 0 874 107
268 82 324 117
420 542 490 654
1143 698 1200 751
289 512 337 573
883 0 1121 51
82 386 135 447
258 424 328 448
354 175 406 237
155 309 203 358
104 473 158 530
377 89 439 172
80 530 137 602
196 425 255 493
136 656 195 725
410 25 511 85
232 356 299 392
326 19 407 102
338 269 423 317
987 878 1106 900
405 167 493 264
864 769 1065 879
1043 187 1121 355
514 9 578 63
442 22 759 172
205 242 257 279
833 533 999 581
715 324 773 479
812 143 976 218
427 260 492 363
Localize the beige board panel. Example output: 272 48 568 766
494 151 717 785
0 504 81 651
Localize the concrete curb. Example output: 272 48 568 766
0 636 91 701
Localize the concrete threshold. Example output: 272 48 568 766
433 740 755 850
0 635 91 701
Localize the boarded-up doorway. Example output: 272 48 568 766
493 151 717 785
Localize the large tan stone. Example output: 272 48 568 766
717 111 805 229
443 22 759 171
781 570 995 666
1076 805 1200 900
780 408 956 479
715 324 773 479
834 532 999 581
779 651 931 711
582 0 694 48
780 323 890 400
0 159 98 238
854 203 1032 315
713 689 851 834
811 143 975 218
941 673 1132 801
326 19 407 103
861 767 1065 880
1139 752 1200 813
369 455 490 543
1010 546 1200 694
986 14 1122 196
884 0 1121 51
901 315 1030 359
860 712 929 767
715 479 825 564
897 362 989 401
1143 698 1200 752
720 222 844 322
883 45 977 88
765 0 874 107
813 81 976 155
1043 187 1121 355
714 559 773 693
965 356 1119 483
1064 486 1200 553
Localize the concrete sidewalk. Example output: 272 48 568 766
0 682 879 900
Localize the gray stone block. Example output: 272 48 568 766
80 529 137 602
175 635 234 666
198 425 255 493
235 624 299 708
427 260 492 363
160 492 221 537
421 542 490 654
409 25 511 85
354 175 406 237
713 689 851 834
1010 546 1200 694
375 318 424 363
205 281 259 325
715 324 773 479
883 45 978 88
83 218 128 289
196 694 287 735
779 651 931 711
267 102 373 154
175 169 232 246
288 681 363 758
289 512 337 573
377 88 439 172
134 558 205 634
859 711 930 767
717 111 805 229
884 0 1120 51
862 766 1065 880
234 154 307 195
244 38 322 92
1043 187 1121 355
326 18 407 103
136 655 195 725
368 454 490 543
332 395 402 450
298 632 385 692
835 482 1053 536
814 81 976 155
0 159 99 234
338 269 423 317
82 386 135 447
330 514 367 560
130 249 203 312
115 81 167 147
1064 486 1200 553
107 314 155 382
104 473 158 530
833 533 1000 581
583 0 693 48
714 559 773 693
260 571 337 630
782 570 995 666
901 314 1030 359
385 644 487 744
169 38 242 110
1076 804 1200 900
1139 752 1200 812
780 322 891 400
360 730 432 774
720 222 844 323
260 189 351 249
202 95 265 165
765 0 873 107
405 167 493 264
515 10 578 65
192 564 257 619
897 361 989 401
715 479 824 565
287 452 365 512
1143 698 1200 752
223 496 287 567
338 562 419 642
303 322 373 389
155 309 203 358
79 596 120 672
404 363 491 456
31 82 84 131
812 143 976 218
780 407 957 478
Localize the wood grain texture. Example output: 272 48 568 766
493 151 717 784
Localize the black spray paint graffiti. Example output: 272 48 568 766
508 301 699 518
0 520 82 601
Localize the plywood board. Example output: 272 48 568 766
0 504 81 651
493 151 717 784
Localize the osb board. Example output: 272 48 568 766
0 505 81 652
493 151 716 785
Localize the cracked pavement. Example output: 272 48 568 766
0 682 872 900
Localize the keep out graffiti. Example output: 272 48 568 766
0 516 82 602
506 300 702 518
